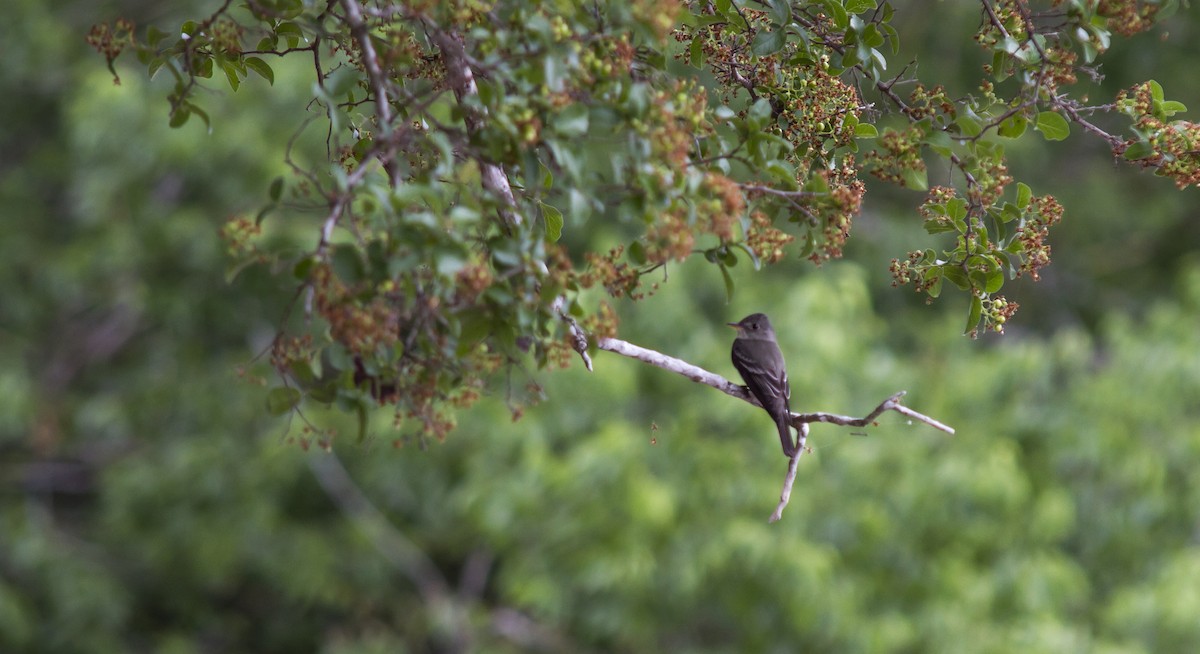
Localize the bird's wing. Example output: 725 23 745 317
731 341 791 413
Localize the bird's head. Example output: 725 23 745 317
727 313 776 340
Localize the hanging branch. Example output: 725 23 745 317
573 336 954 522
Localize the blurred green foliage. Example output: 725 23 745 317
3 0 1200 652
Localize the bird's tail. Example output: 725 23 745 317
776 417 795 457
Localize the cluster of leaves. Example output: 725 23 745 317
858 0 1196 334
91 0 1195 432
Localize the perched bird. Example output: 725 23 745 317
728 313 796 456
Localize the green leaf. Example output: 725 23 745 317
628 239 647 265
821 0 849 28
943 265 969 290
765 0 792 24
923 218 958 235
748 97 773 121
688 37 705 68
269 177 284 202
1123 141 1155 161
1160 100 1187 116
991 50 1011 81
901 166 928 191
733 242 762 270
854 123 879 138
1149 79 1164 104
540 202 563 242
964 295 983 334
555 103 589 137
719 264 735 303
221 62 241 91
331 244 365 284
293 256 316 281
845 0 878 14
267 387 302 416
1016 182 1032 210
188 103 211 132
326 66 359 98
245 57 274 85
751 28 786 57
923 129 954 156
1035 111 1070 141
764 160 798 188
355 403 369 443
169 107 191 128
275 21 303 48
955 114 982 138
927 268 943 298
997 114 1027 138
985 266 1004 293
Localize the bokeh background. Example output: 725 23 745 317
3 0 1199 651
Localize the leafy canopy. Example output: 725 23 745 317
90 0 1197 439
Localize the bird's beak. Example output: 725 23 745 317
726 322 742 331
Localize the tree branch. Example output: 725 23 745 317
770 422 809 523
425 23 522 228
307 452 471 652
590 336 954 522
339 0 400 186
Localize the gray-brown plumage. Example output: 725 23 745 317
728 313 795 456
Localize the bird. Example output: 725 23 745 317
728 313 796 457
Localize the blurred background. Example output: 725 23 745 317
2 0 1198 652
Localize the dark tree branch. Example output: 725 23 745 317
424 23 523 228
307 452 470 652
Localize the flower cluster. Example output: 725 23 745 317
905 84 956 122
1116 82 1200 189
778 63 863 156
312 264 401 357
964 152 1013 208
808 162 867 262
219 216 262 259
1097 0 1161 36
889 249 948 299
639 81 711 169
581 245 643 299
980 295 1019 334
86 19 136 80
863 127 926 186
1015 195 1063 281
744 211 794 264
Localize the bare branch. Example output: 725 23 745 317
597 337 953 433
593 336 954 522
770 422 809 523
597 337 742 397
